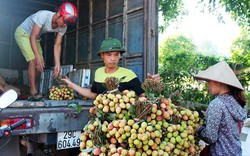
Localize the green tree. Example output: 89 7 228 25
159 35 197 83
212 0 250 28
230 30 250 111
230 28 250 88
159 35 221 105
158 0 185 32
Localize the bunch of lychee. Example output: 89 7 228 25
78 90 205 156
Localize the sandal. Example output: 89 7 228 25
28 92 43 101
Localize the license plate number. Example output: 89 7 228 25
57 130 81 150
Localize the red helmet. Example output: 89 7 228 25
58 2 78 25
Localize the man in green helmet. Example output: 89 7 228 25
62 38 159 99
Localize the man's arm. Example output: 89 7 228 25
30 24 44 72
53 34 63 78
62 77 98 99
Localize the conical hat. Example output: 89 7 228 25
193 61 244 90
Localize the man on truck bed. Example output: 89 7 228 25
62 38 160 99
14 2 78 100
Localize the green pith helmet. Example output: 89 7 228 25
97 38 126 55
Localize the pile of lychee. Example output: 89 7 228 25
48 85 74 100
78 89 204 156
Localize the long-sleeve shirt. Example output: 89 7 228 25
199 94 247 156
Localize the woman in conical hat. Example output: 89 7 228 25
194 61 247 156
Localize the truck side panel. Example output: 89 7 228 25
43 0 158 83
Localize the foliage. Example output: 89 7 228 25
159 0 250 30
230 29 250 114
159 35 224 105
159 0 250 112
158 0 185 32
159 34 250 115
230 28 250 89
246 93 250 115
211 0 250 28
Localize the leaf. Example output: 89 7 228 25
107 113 116 121
68 103 82 113
96 110 103 118
81 148 93 153
128 105 136 118
124 112 130 121
83 121 91 132
95 118 102 129
76 106 82 113
68 103 77 108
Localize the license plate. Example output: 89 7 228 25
57 130 81 150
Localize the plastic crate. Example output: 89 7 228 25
39 65 74 95
67 69 91 98
81 69 91 87
39 69 53 95
59 65 73 76
68 69 91 87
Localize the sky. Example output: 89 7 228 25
158 0 241 57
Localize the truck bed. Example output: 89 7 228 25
0 100 93 135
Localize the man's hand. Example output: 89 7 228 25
201 110 206 117
61 76 73 87
35 55 45 72
147 73 160 82
53 65 60 78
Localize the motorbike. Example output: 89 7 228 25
0 89 26 150
0 89 18 111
